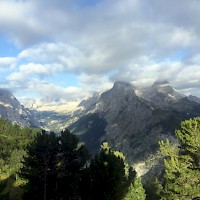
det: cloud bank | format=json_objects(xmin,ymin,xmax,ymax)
[{"xmin": 0, "ymin": 0, "xmax": 200, "ymax": 102}]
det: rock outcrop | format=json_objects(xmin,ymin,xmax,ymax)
[
  {"xmin": 69, "ymin": 81, "xmax": 200, "ymax": 164},
  {"xmin": 0, "ymin": 88, "xmax": 40, "ymax": 127}
]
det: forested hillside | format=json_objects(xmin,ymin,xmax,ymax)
[
  {"xmin": 0, "ymin": 118, "xmax": 40, "ymax": 199},
  {"xmin": 0, "ymin": 117, "xmax": 200, "ymax": 200}
]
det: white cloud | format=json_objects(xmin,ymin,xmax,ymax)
[
  {"xmin": 0, "ymin": 1, "xmax": 46, "ymax": 46},
  {"xmin": 78, "ymin": 73, "xmax": 113, "ymax": 93},
  {"xmin": 0, "ymin": 57, "xmax": 16, "ymax": 69},
  {"xmin": 1, "ymin": 0, "xmax": 200, "ymax": 100},
  {"xmin": 6, "ymin": 71, "xmax": 25, "ymax": 82},
  {"xmin": 28, "ymin": 80, "xmax": 90, "ymax": 101},
  {"xmin": 6, "ymin": 62, "xmax": 64, "ymax": 82}
]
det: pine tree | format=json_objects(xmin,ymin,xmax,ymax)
[
  {"xmin": 20, "ymin": 129, "xmax": 90, "ymax": 200},
  {"xmin": 57, "ymin": 129, "xmax": 90, "ymax": 200},
  {"xmin": 123, "ymin": 177, "xmax": 146, "ymax": 200},
  {"xmin": 20, "ymin": 131, "xmax": 58, "ymax": 200},
  {"xmin": 159, "ymin": 117, "xmax": 200, "ymax": 200},
  {"xmin": 81, "ymin": 142, "xmax": 136, "ymax": 200}
]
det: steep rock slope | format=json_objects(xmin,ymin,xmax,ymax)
[
  {"xmin": 0, "ymin": 89, "xmax": 40, "ymax": 127},
  {"xmin": 70, "ymin": 81, "xmax": 200, "ymax": 163},
  {"xmin": 140, "ymin": 81, "xmax": 185, "ymax": 108}
]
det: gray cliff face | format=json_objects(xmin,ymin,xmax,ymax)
[
  {"xmin": 141, "ymin": 81, "xmax": 200, "ymax": 113},
  {"xmin": 70, "ymin": 81, "xmax": 200, "ymax": 163},
  {"xmin": 140, "ymin": 81, "xmax": 186, "ymax": 109},
  {"xmin": 94, "ymin": 82, "xmax": 160, "ymax": 160},
  {"xmin": 96, "ymin": 82, "xmax": 154, "ymax": 141},
  {"xmin": 0, "ymin": 89, "xmax": 40, "ymax": 127},
  {"xmin": 188, "ymin": 95, "xmax": 200, "ymax": 104}
]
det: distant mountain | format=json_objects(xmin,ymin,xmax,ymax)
[
  {"xmin": 27, "ymin": 81, "xmax": 200, "ymax": 168},
  {"xmin": 188, "ymin": 95, "xmax": 200, "ymax": 104},
  {"xmin": 69, "ymin": 81, "xmax": 200, "ymax": 165},
  {"xmin": 0, "ymin": 88, "xmax": 40, "ymax": 127},
  {"xmin": 139, "ymin": 81, "xmax": 186, "ymax": 108},
  {"xmin": 2, "ymin": 82, "xmax": 199, "ymax": 177},
  {"xmin": 27, "ymin": 93, "xmax": 101, "ymax": 132},
  {"xmin": 78, "ymin": 92, "xmax": 100, "ymax": 112}
]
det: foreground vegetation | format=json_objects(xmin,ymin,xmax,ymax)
[
  {"xmin": 0, "ymin": 118, "xmax": 39, "ymax": 199},
  {"xmin": 0, "ymin": 117, "xmax": 200, "ymax": 199},
  {"xmin": 158, "ymin": 117, "xmax": 200, "ymax": 199}
]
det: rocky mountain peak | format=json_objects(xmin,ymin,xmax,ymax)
[
  {"xmin": 107, "ymin": 81, "xmax": 136, "ymax": 96},
  {"xmin": 100, "ymin": 81, "xmax": 136, "ymax": 102},
  {"xmin": 0, "ymin": 88, "xmax": 40, "ymax": 127},
  {"xmin": 0, "ymin": 88, "xmax": 13, "ymax": 97},
  {"xmin": 152, "ymin": 80, "xmax": 170, "ymax": 88},
  {"xmin": 151, "ymin": 80, "xmax": 176, "ymax": 94},
  {"xmin": 141, "ymin": 81, "xmax": 185, "ymax": 106},
  {"xmin": 188, "ymin": 95, "xmax": 200, "ymax": 104},
  {"xmin": 113, "ymin": 81, "xmax": 133, "ymax": 89},
  {"xmin": 27, "ymin": 80, "xmax": 200, "ymax": 170},
  {"xmin": 0, "ymin": 88, "xmax": 21, "ymax": 109}
]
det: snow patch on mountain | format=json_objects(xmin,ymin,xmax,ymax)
[{"xmin": 0, "ymin": 101, "xmax": 13, "ymax": 108}]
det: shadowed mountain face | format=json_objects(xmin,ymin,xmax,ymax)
[
  {"xmin": 0, "ymin": 89, "xmax": 40, "ymax": 128},
  {"xmin": 69, "ymin": 81, "xmax": 200, "ymax": 163},
  {"xmin": 2, "ymin": 82, "xmax": 199, "ymax": 165},
  {"xmin": 11, "ymin": 80, "xmax": 199, "ymax": 163}
]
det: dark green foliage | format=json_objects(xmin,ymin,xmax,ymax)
[
  {"xmin": 0, "ymin": 118, "xmax": 140, "ymax": 200},
  {"xmin": 57, "ymin": 130, "xmax": 90, "ymax": 199},
  {"xmin": 20, "ymin": 129, "xmax": 90, "ymax": 200},
  {"xmin": 20, "ymin": 131, "xmax": 57, "ymax": 200},
  {"xmin": 0, "ymin": 118, "xmax": 39, "ymax": 175},
  {"xmin": 159, "ymin": 117, "xmax": 200, "ymax": 200},
  {"xmin": 123, "ymin": 177, "xmax": 146, "ymax": 200},
  {"xmin": 81, "ymin": 142, "xmax": 136, "ymax": 200},
  {"xmin": 0, "ymin": 179, "xmax": 8, "ymax": 200},
  {"xmin": 0, "ymin": 175, "xmax": 23, "ymax": 200},
  {"xmin": 144, "ymin": 177, "xmax": 162, "ymax": 200},
  {"xmin": 0, "ymin": 118, "xmax": 39, "ymax": 199}
]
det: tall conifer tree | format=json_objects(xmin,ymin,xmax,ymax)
[
  {"xmin": 81, "ymin": 142, "xmax": 136, "ymax": 200},
  {"xmin": 20, "ymin": 129, "xmax": 89, "ymax": 200},
  {"xmin": 159, "ymin": 117, "xmax": 200, "ymax": 200}
]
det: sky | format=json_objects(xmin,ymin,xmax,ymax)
[{"xmin": 0, "ymin": 0, "xmax": 200, "ymax": 104}]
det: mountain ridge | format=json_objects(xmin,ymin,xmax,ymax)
[
  {"xmin": 1, "ymin": 81, "xmax": 200, "ymax": 176},
  {"xmin": 2, "ymin": 81, "xmax": 200, "ymax": 160},
  {"xmin": 68, "ymin": 81, "xmax": 200, "ymax": 164},
  {"xmin": 0, "ymin": 88, "xmax": 40, "ymax": 128}
]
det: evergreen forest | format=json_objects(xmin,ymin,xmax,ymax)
[{"xmin": 0, "ymin": 117, "xmax": 200, "ymax": 200}]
